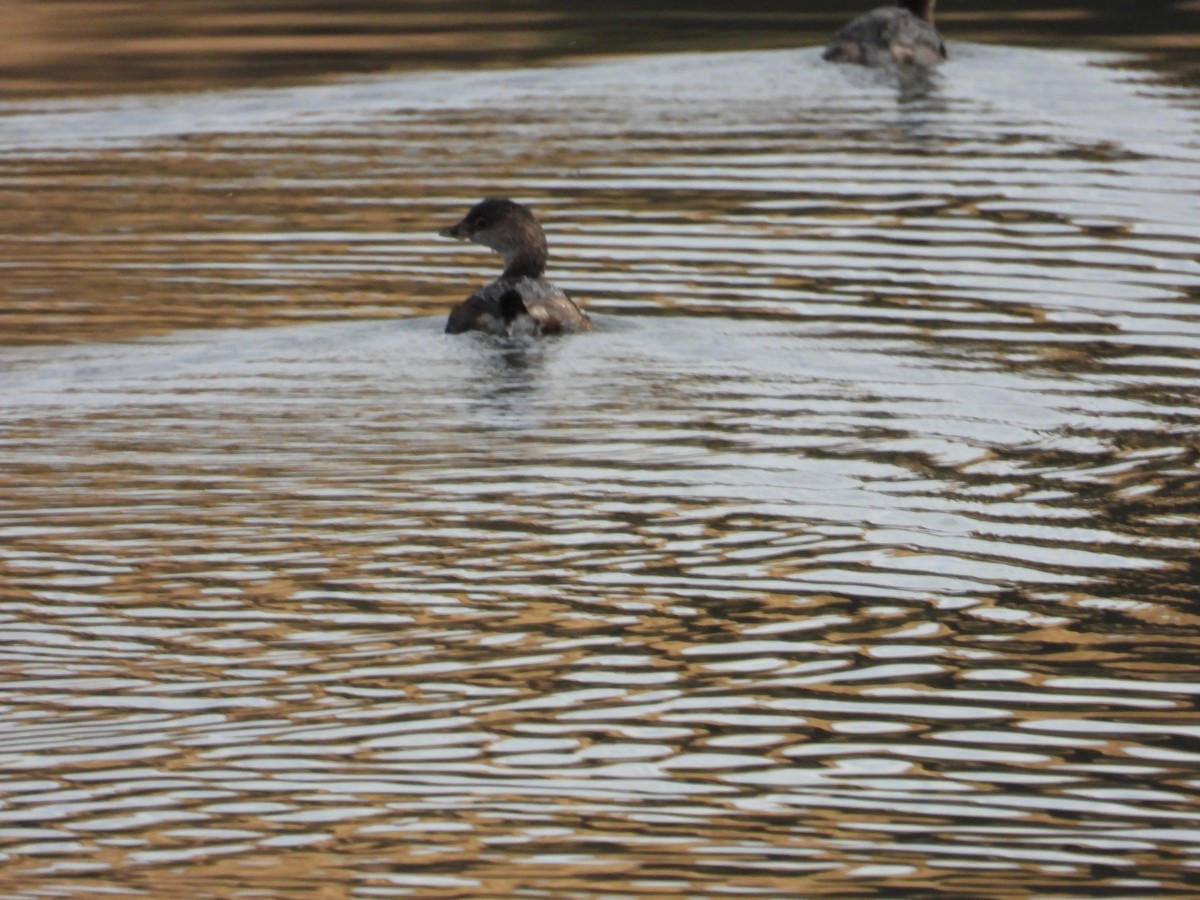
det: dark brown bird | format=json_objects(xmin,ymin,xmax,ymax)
[{"xmin": 438, "ymin": 199, "xmax": 592, "ymax": 336}]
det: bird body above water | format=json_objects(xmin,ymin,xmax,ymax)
[
  {"xmin": 438, "ymin": 198, "xmax": 592, "ymax": 337},
  {"xmin": 823, "ymin": 0, "xmax": 946, "ymax": 67}
]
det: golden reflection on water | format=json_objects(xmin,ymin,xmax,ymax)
[
  {"xmin": 2, "ymin": 0, "xmax": 1200, "ymax": 98},
  {"xmin": 2, "ymin": 20, "xmax": 1200, "ymax": 900}
]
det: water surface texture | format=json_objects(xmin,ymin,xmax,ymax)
[{"xmin": 2, "ymin": 43, "xmax": 1200, "ymax": 898}]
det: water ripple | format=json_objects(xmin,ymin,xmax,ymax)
[{"xmin": 1, "ymin": 40, "xmax": 1200, "ymax": 899}]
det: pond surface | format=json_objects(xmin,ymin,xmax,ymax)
[{"xmin": 2, "ymin": 28, "xmax": 1200, "ymax": 900}]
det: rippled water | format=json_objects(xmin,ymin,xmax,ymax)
[{"xmin": 2, "ymin": 42, "xmax": 1200, "ymax": 898}]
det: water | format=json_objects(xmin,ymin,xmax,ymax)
[{"xmin": 2, "ymin": 36, "xmax": 1200, "ymax": 899}]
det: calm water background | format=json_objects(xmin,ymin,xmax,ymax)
[{"xmin": 2, "ymin": 2, "xmax": 1200, "ymax": 898}]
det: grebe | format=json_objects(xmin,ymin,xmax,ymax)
[
  {"xmin": 823, "ymin": 0, "xmax": 946, "ymax": 67},
  {"xmin": 439, "ymin": 198, "xmax": 592, "ymax": 336}
]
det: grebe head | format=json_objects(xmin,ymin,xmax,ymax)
[
  {"xmin": 900, "ymin": 0, "xmax": 936, "ymax": 24},
  {"xmin": 439, "ymin": 198, "xmax": 549, "ymax": 279}
]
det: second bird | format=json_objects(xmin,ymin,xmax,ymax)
[{"xmin": 823, "ymin": 0, "xmax": 946, "ymax": 67}]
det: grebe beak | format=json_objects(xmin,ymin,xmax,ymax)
[{"xmin": 438, "ymin": 219, "xmax": 471, "ymax": 240}]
